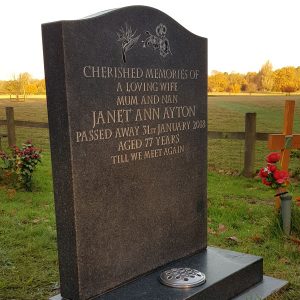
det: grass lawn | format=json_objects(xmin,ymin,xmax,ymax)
[
  {"xmin": 1, "ymin": 163, "xmax": 300, "ymax": 299},
  {"xmin": 0, "ymin": 95, "xmax": 300, "ymax": 299},
  {"xmin": 0, "ymin": 152, "xmax": 58, "ymax": 299}
]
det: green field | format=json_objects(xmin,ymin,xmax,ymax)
[
  {"xmin": 208, "ymin": 95, "xmax": 300, "ymax": 173},
  {"xmin": 0, "ymin": 95, "xmax": 300, "ymax": 299}
]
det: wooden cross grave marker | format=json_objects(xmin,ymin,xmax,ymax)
[{"xmin": 268, "ymin": 100, "xmax": 300, "ymax": 208}]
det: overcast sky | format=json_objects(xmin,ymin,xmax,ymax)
[{"xmin": 0, "ymin": 0, "xmax": 299, "ymax": 79}]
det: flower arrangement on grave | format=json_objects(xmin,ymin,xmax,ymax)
[
  {"xmin": 259, "ymin": 151, "xmax": 293, "ymax": 235},
  {"xmin": 259, "ymin": 152, "xmax": 289, "ymax": 194},
  {"xmin": 0, "ymin": 141, "xmax": 42, "ymax": 191}
]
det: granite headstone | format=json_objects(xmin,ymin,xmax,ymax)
[
  {"xmin": 43, "ymin": 5, "xmax": 207, "ymax": 300},
  {"xmin": 42, "ymin": 5, "xmax": 287, "ymax": 300}
]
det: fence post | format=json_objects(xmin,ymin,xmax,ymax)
[
  {"xmin": 242, "ymin": 112, "xmax": 256, "ymax": 177},
  {"xmin": 6, "ymin": 107, "xmax": 16, "ymax": 147}
]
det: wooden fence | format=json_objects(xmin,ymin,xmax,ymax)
[{"xmin": 0, "ymin": 107, "xmax": 272, "ymax": 177}]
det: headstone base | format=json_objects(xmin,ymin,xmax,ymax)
[{"xmin": 50, "ymin": 247, "xmax": 288, "ymax": 300}]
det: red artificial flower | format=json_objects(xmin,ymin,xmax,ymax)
[
  {"xmin": 266, "ymin": 152, "xmax": 281, "ymax": 163},
  {"xmin": 268, "ymin": 164, "xmax": 277, "ymax": 172},
  {"xmin": 259, "ymin": 167, "xmax": 269, "ymax": 178},
  {"xmin": 273, "ymin": 170, "xmax": 280, "ymax": 179},
  {"xmin": 273, "ymin": 170, "xmax": 289, "ymax": 184},
  {"xmin": 260, "ymin": 152, "xmax": 289, "ymax": 191}
]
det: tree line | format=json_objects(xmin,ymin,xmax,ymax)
[
  {"xmin": 0, "ymin": 73, "xmax": 45, "ymax": 99},
  {"xmin": 0, "ymin": 62, "xmax": 299, "ymax": 99},
  {"xmin": 209, "ymin": 61, "xmax": 300, "ymax": 93}
]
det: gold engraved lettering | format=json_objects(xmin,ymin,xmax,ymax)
[
  {"xmin": 157, "ymin": 121, "xmax": 190, "ymax": 135},
  {"xmin": 162, "ymin": 106, "xmax": 196, "ymax": 119},
  {"xmin": 117, "ymin": 139, "xmax": 143, "ymax": 151},
  {"xmin": 83, "ymin": 67, "xmax": 200, "ymax": 80},
  {"xmin": 116, "ymin": 95, "xmax": 138, "ymax": 106},
  {"xmin": 135, "ymin": 108, "xmax": 160, "ymax": 122},
  {"xmin": 140, "ymin": 95, "xmax": 160, "ymax": 105},
  {"xmin": 159, "ymin": 82, "xmax": 177, "ymax": 92},
  {"xmin": 111, "ymin": 154, "xmax": 129, "ymax": 164},
  {"xmin": 126, "ymin": 81, "xmax": 159, "ymax": 92},
  {"xmin": 130, "ymin": 151, "xmax": 143, "ymax": 161},
  {"xmin": 155, "ymin": 134, "xmax": 180, "ymax": 146},
  {"xmin": 116, "ymin": 82, "xmax": 123, "ymax": 92},
  {"xmin": 76, "ymin": 129, "xmax": 112, "ymax": 142},
  {"xmin": 163, "ymin": 145, "xmax": 185, "ymax": 155},
  {"xmin": 83, "ymin": 66, "xmax": 92, "ymax": 77},
  {"xmin": 92, "ymin": 109, "xmax": 131, "ymax": 127},
  {"xmin": 144, "ymin": 148, "xmax": 163, "ymax": 159},
  {"xmin": 115, "ymin": 126, "xmax": 139, "ymax": 138},
  {"xmin": 161, "ymin": 95, "xmax": 178, "ymax": 104}
]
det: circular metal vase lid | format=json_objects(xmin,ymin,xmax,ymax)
[{"xmin": 160, "ymin": 268, "xmax": 206, "ymax": 288}]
